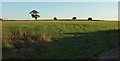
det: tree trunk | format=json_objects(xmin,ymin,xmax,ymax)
[{"xmin": 35, "ymin": 18, "xmax": 37, "ymax": 21}]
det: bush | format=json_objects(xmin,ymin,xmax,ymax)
[
  {"xmin": 53, "ymin": 17, "xmax": 57, "ymax": 20},
  {"xmin": 88, "ymin": 17, "xmax": 92, "ymax": 21},
  {"xmin": 72, "ymin": 17, "xmax": 77, "ymax": 20}
]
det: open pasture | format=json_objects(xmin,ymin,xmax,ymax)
[{"xmin": 2, "ymin": 20, "xmax": 119, "ymax": 59}]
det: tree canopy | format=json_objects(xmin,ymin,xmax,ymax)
[
  {"xmin": 88, "ymin": 17, "xmax": 92, "ymax": 21},
  {"xmin": 53, "ymin": 17, "xmax": 57, "ymax": 20},
  {"xmin": 72, "ymin": 17, "xmax": 77, "ymax": 20},
  {"xmin": 29, "ymin": 10, "xmax": 40, "ymax": 20}
]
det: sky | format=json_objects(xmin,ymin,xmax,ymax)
[
  {"xmin": 1, "ymin": 1, "xmax": 119, "ymax": 20},
  {"xmin": 1, "ymin": 0, "xmax": 120, "ymax": 2}
]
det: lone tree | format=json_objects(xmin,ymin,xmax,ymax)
[
  {"xmin": 88, "ymin": 17, "xmax": 92, "ymax": 21},
  {"xmin": 72, "ymin": 17, "xmax": 77, "ymax": 20},
  {"xmin": 29, "ymin": 10, "xmax": 40, "ymax": 20},
  {"xmin": 53, "ymin": 17, "xmax": 57, "ymax": 20}
]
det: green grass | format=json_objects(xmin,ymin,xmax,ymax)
[{"xmin": 2, "ymin": 20, "xmax": 119, "ymax": 59}]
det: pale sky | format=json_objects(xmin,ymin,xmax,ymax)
[
  {"xmin": 1, "ymin": 0, "xmax": 120, "ymax": 2},
  {"xmin": 0, "ymin": 0, "xmax": 119, "ymax": 20}
]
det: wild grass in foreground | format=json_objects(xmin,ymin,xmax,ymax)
[{"xmin": 2, "ymin": 21, "xmax": 119, "ymax": 59}]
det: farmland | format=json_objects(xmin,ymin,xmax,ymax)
[{"xmin": 2, "ymin": 20, "xmax": 119, "ymax": 60}]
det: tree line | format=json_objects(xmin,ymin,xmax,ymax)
[
  {"xmin": 30, "ymin": 10, "xmax": 93, "ymax": 21},
  {"xmin": 0, "ymin": 9, "xmax": 93, "ymax": 21}
]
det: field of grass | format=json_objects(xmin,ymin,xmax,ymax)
[{"xmin": 2, "ymin": 21, "xmax": 119, "ymax": 60}]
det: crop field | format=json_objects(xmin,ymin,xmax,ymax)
[{"xmin": 2, "ymin": 20, "xmax": 119, "ymax": 60}]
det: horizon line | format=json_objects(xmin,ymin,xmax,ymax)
[
  {"xmin": 1, "ymin": 18, "xmax": 118, "ymax": 20},
  {"xmin": 2, "ymin": 18, "xmax": 119, "ymax": 21}
]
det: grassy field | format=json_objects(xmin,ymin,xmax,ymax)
[{"xmin": 2, "ymin": 21, "xmax": 119, "ymax": 59}]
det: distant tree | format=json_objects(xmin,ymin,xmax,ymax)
[
  {"xmin": 72, "ymin": 17, "xmax": 77, "ymax": 20},
  {"xmin": 54, "ymin": 17, "xmax": 57, "ymax": 20},
  {"xmin": 88, "ymin": 17, "xmax": 92, "ymax": 21},
  {"xmin": 29, "ymin": 10, "xmax": 40, "ymax": 20},
  {"xmin": 0, "ymin": 18, "xmax": 3, "ymax": 20}
]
